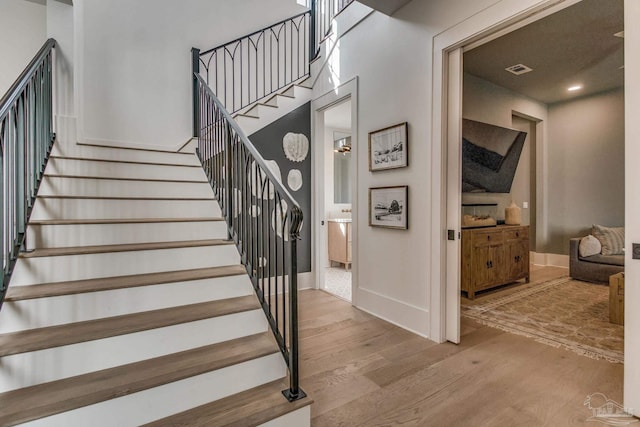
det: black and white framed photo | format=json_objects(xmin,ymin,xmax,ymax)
[
  {"xmin": 368, "ymin": 122, "xmax": 408, "ymax": 172},
  {"xmin": 369, "ymin": 186, "xmax": 408, "ymax": 229}
]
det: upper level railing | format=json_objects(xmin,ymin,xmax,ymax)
[
  {"xmin": 192, "ymin": 0, "xmax": 355, "ymax": 123},
  {"xmin": 193, "ymin": 73, "xmax": 306, "ymax": 402},
  {"xmin": 0, "ymin": 39, "xmax": 56, "ymax": 308},
  {"xmin": 311, "ymin": 0, "xmax": 355, "ymax": 56},
  {"xmin": 194, "ymin": 12, "xmax": 311, "ymax": 117}
]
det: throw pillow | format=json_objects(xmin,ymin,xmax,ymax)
[
  {"xmin": 579, "ymin": 235, "xmax": 602, "ymax": 257},
  {"xmin": 592, "ymin": 224, "xmax": 625, "ymax": 255}
]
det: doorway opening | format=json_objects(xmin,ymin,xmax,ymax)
[
  {"xmin": 442, "ymin": 0, "xmax": 625, "ymax": 348},
  {"xmin": 320, "ymin": 98, "xmax": 353, "ymax": 302}
]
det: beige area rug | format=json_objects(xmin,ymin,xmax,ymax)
[{"xmin": 462, "ymin": 277, "xmax": 624, "ymax": 363}]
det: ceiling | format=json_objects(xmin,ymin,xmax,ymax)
[
  {"xmin": 356, "ymin": 0, "xmax": 413, "ymax": 16},
  {"xmin": 463, "ymin": 0, "xmax": 624, "ymax": 104}
]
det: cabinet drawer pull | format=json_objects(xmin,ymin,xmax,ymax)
[
  {"xmin": 487, "ymin": 235, "xmax": 491, "ymax": 241},
  {"xmin": 515, "ymin": 232, "xmax": 520, "ymax": 237}
]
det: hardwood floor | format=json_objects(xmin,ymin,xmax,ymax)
[{"xmin": 300, "ymin": 266, "xmax": 624, "ymax": 427}]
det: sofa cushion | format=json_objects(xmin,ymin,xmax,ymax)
[
  {"xmin": 580, "ymin": 253, "xmax": 625, "ymax": 267},
  {"xmin": 579, "ymin": 235, "xmax": 601, "ymax": 257},
  {"xmin": 592, "ymin": 224, "xmax": 624, "ymax": 255}
]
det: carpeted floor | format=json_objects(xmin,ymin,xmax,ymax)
[{"xmin": 462, "ymin": 276, "xmax": 624, "ymax": 363}]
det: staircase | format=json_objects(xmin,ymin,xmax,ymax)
[
  {"xmin": 233, "ymin": 78, "xmax": 313, "ymax": 136},
  {"xmin": 0, "ymin": 141, "xmax": 311, "ymax": 426}
]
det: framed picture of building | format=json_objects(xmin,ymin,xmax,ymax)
[
  {"xmin": 369, "ymin": 185, "xmax": 408, "ymax": 229},
  {"xmin": 368, "ymin": 122, "xmax": 408, "ymax": 171}
]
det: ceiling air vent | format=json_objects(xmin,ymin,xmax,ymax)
[{"xmin": 505, "ymin": 64, "xmax": 533, "ymax": 76}]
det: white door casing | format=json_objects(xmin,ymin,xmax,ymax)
[{"xmin": 312, "ymin": 77, "xmax": 359, "ymax": 304}]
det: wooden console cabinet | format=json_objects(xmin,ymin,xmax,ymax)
[{"xmin": 461, "ymin": 225, "xmax": 530, "ymax": 299}]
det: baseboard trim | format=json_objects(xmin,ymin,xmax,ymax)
[
  {"xmin": 297, "ymin": 272, "xmax": 314, "ymax": 290},
  {"xmin": 531, "ymin": 252, "xmax": 570, "ymax": 268},
  {"xmin": 355, "ymin": 287, "xmax": 430, "ymax": 339}
]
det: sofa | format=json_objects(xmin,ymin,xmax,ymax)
[{"xmin": 569, "ymin": 237, "xmax": 624, "ymax": 283}]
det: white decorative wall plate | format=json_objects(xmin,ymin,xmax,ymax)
[
  {"xmin": 287, "ymin": 169, "xmax": 303, "ymax": 191},
  {"xmin": 283, "ymin": 132, "xmax": 309, "ymax": 162}
]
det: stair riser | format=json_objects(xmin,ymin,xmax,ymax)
[
  {"xmin": 235, "ymin": 85, "xmax": 312, "ymax": 135},
  {"xmin": 259, "ymin": 406, "xmax": 311, "ymax": 427},
  {"xmin": 45, "ymin": 158, "xmax": 207, "ymax": 181},
  {"xmin": 26, "ymin": 221, "xmax": 229, "ymax": 249},
  {"xmin": 23, "ymin": 353, "xmax": 285, "ymax": 427},
  {"xmin": 51, "ymin": 144, "xmax": 200, "ymax": 166},
  {"xmin": 0, "ymin": 274, "xmax": 253, "ymax": 333},
  {"xmin": 30, "ymin": 198, "xmax": 222, "ymax": 220},
  {"xmin": 0, "ymin": 309, "xmax": 267, "ymax": 393},
  {"xmin": 38, "ymin": 177, "xmax": 212, "ymax": 199},
  {"xmin": 11, "ymin": 245, "xmax": 240, "ymax": 286}
]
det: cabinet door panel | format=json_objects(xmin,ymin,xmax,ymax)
[
  {"xmin": 474, "ymin": 245, "xmax": 503, "ymax": 289},
  {"xmin": 507, "ymin": 240, "xmax": 529, "ymax": 280}
]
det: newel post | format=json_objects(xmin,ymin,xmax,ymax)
[
  {"xmin": 309, "ymin": 0, "xmax": 317, "ymax": 61},
  {"xmin": 191, "ymin": 48, "xmax": 201, "ymax": 138}
]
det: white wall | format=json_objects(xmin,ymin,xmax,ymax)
[
  {"xmin": 0, "ymin": 0, "xmax": 46, "ymax": 96},
  {"xmin": 313, "ymin": 0, "xmax": 500, "ymax": 337},
  {"xmin": 47, "ymin": 0, "xmax": 75, "ymax": 117},
  {"xmin": 79, "ymin": 0, "xmax": 307, "ymax": 149},
  {"xmin": 47, "ymin": 0, "xmax": 76, "ymax": 145},
  {"xmin": 462, "ymin": 72, "xmax": 547, "ymax": 232},
  {"xmin": 547, "ymin": 88, "xmax": 625, "ymax": 254}
]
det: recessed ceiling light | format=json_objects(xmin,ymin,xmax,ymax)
[
  {"xmin": 614, "ymin": 31, "xmax": 624, "ymax": 38},
  {"xmin": 568, "ymin": 85, "xmax": 583, "ymax": 92}
]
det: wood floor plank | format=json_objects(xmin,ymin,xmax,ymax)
[
  {"xmin": 142, "ymin": 379, "xmax": 312, "ymax": 427},
  {"xmin": 362, "ymin": 325, "xmax": 502, "ymax": 388},
  {"xmin": 19, "ymin": 239, "xmax": 233, "ymax": 258},
  {"xmin": 37, "ymin": 195, "xmax": 212, "ymax": 201},
  {"xmin": 0, "ymin": 295, "xmax": 259, "ymax": 357},
  {"xmin": 299, "ymin": 265, "xmax": 626, "ymax": 427},
  {"xmin": 0, "ymin": 332, "xmax": 278, "ymax": 426},
  {"xmin": 43, "ymin": 174, "xmax": 208, "ymax": 183},
  {"xmin": 29, "ymin": 217, "xmax": 224, "ymax": 225},
  {"xmin": 5, "ymin": 265, "xmax": 246, "ymax": 301}
]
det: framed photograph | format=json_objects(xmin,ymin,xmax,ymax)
[
  {"xmin": 369, "ymin": 186, "xmax": 408, "ymax": 229},
  {"xmin": 368, "ymin": 122, "xmax": 408, "ymax": 171}
]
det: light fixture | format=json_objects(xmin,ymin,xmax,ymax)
[
  {"xmin": 334, "ymin": 136, "xmax": 351, "ymax": 154},
  {"xmin": 567, "ymin": 85, "xmax": 583, "ymax": 92}
]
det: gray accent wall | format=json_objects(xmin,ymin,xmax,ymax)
[
  {"xmin": 546, "ymin": 88, "xmax": 625, "ymax": 254},
  {"xmin": 249, "ymin": 102, "xmax": 312, "ymax": 272}
]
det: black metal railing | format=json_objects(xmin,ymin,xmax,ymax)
[
  {"xmin": 194, "ymin": 73, "xmax": 306, "ymax": 402},
  {"xmin": 195, "ymin": 12, "xmax": 311, "ymax": 117},
  {"xmin": 311, "ymin": 0, "xmax": 355, "ymax": 57},
  {"xmin": 0, "ymin": 39, "xmax": 56, "ymax": 308}
]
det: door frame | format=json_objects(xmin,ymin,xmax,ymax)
[
  {"xmin": 431, "ymin": 0, "xmax": 639, "ymax": 416},
  {"xmin": 312, "ymin": 77, "xmax": 359, "ymax": 303},
  {"xmin": 430, "ymin": 0, "xmax": 584, "ymax": 342}
]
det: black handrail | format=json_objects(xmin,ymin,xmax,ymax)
[
  {"xmin": 0, "ymin": 38, "xmax": 56, "ymax": 308},
  {"xmin": 193, "ymin": 72, "xmax": 306, "ymax": 402},
  {"xmin": 196, "ymin": 12, "xmax": 311, "ymax": 116}
]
